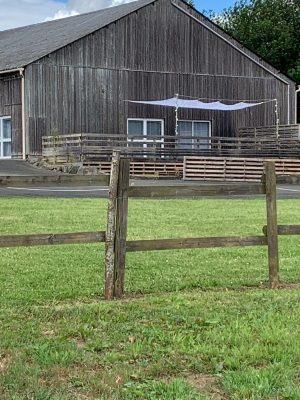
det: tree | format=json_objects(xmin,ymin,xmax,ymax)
[
  {"xmin": 185, "ymin": 0, "xmax": 195, "ymax": 7},
  {"xmin": 214, "ymin": 0, "xmax": 300, "ymax": 83}
]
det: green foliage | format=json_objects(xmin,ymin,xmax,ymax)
[
  {"xmin": 185, "ymin": 0, "xmax": 195, "ymax": 7},
  {"xmin": 50, "ymin": 128, "xmax": 61, "ymax": 148},
  {"xmin": 289, "ymin": 58, "xmax": 300, "ymax": 83},
  {"xmin": 215, "ymin": 0, "xmax": 300, "ymax": 82}
]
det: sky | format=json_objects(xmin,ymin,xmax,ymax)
[{"xmin": 0, "ymin": 0, "xmax": 235, "ymax": 31}]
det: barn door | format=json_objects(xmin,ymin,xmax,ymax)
[{"xmin": 0, "ymin": 117, "xmax": 12, "ymax": 159}]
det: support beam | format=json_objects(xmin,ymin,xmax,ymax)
[
  {"xmin": 264, "ymin": 161, "xmax": 279, "ymax": 288},
  {"xmin": 114, "ymin": 158, "xmax": 130, "ymax": 298},
  {"xmin": 105, "ymin": 151, "xmax": 120, "ymax": 300}
]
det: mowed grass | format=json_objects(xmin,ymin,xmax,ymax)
[{"xmin": 0, "ymin": 196, "xmax": 300, "ymax": 399}]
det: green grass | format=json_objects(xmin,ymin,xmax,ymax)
[{"xmin": 0, "ymin": 196, "xmax": 300, "ymax": 399}]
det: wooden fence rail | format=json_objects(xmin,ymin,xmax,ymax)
[
  {"xmin": 126, "ymin": 236, "xmax": 268, "ymax": 252},
  {"xmin": 0, "ymin": 232, "xmax": 105, "ymax": 247}
]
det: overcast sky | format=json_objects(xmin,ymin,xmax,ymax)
[{"xmin": 0, "ymin": 0, "xmax": 235, "ymax": 31}]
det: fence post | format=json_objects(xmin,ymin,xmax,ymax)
[
  {"xmin": 105, "ymin": 151, "xmax": 120, "ymax": 300},
  {"xmin": 264, "ymin": 161, "xmax": 279, "ymax": 289},
  {"xmin": 114, "ymin": 158, "xmax": 130, "ymax": 298}
]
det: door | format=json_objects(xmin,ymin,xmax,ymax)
[{"xmin": 0, "ymin": 117, "xmax": 12, "ymax": 159}]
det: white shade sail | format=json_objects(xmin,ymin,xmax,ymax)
[{"xmin": 127, "ymin": 97, "xmax": 264, "ymax": 111}]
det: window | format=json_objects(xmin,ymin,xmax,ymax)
[
  {"xmin": 178, "ymin": 120, "xmax": 211, "ymax": 150},
  {"xmin": 127, "ymin": 119, "xmax": 164, "ymax": 150},
  {"xmin": 0, "ymin": 117, "xmax": 12, "ymax": 159}
]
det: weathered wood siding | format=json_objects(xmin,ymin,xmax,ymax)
[
  {"xmin": 0, "ymin": 73, "xmax": 22, "ymax": 158},
  {"xmin": 24, "ymin": 0, "xmax": 295, "ymax": 155}
]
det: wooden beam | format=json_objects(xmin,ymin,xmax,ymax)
[
  {"xmin": 263, "ymin": 225, "xmax": 300, "ymax": 236},
  {"xmin": 128, "ymin": 183, "xmax": 265, "ymax": 198},
  {"xmin": 105, "ymin": 151, "xmax": 120, "ymax": 300},
  {"xmin": 126, "ymin": 235, "xmax": 267, "ymax": 252},
  {"xmin": 0, "ymin": 231, "xmax": 105, "ymax": 248},
  {"xmin": 0, "ymin": 174, "xmax": 110, "ymax": 187},
  {"xmin": 264, "ymin": 161, "xmax": 279, "ymax": 289},
  {"xmin": 114, "ymin": 158, "xmax": 130, "ymax": 298}
]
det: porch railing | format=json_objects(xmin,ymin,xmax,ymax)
[
  {"xmin": 42, "ymin": 129, "xmax": 300, "ymax": 163},
  {"xmin": 238, "ymin": 124, "xmax": 300, "ymax": 139}
]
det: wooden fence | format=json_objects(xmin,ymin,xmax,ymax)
[
  {"xmin": 238, "ymin": 124, "xmax": 300, "ymax": 140},
  {"xmin": 183, "ymin": 156, "xmax": 300, "ymax": 182},
  {"xmin": 1, "ymin": 154, "xmax": 300, "ymax": 299}
]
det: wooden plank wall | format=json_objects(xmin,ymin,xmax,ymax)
[
  {"xmin": 183, "ymin": 156, "xmax": 300, "ymax": 181},
  {"xmin": 24, "ymin": 0, "xmax": 295, "ymax": 155},
  {"xmin": 238, "ymin": 125, "xmax": 300, "ymax": 139},
  {"xmin": 0, "ymin": 74, "xmax": 22, "ymax": 158}
]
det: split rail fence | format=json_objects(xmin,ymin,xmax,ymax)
[{"xmin": 1, "ymin": 153, "xmax": 300, "ymax": 299}]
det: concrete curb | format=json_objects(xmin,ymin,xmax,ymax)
[
  {"xmin": 0, "ymin": 174, "xmax": 110, "ymax": 187},
  {"xmin": 277, "ymin": 175, "xmax": 300, "ymax": 185}
]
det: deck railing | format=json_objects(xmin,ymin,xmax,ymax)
[
  {"xmin": 238, "ymin": 124, "xmax": 300, "ymax": 139},
  {"xmin": 42, "ymin": 128, "xmax": 300, "ymax": 163}
]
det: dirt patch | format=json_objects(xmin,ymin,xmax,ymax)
[
  {"xmin": 186, "ymin": 373, "xmax": 228, "ymax": 400},
  {"xmin": 0, "ymin": 353, "xmax": 12, "ymax": 373},
  {"xmin": 72, "ymin": 336, "xmax": 86, "ymax": 349},
  {"xmin": 42, "ymin": 329, "xmax": 56, "ymax": 337},
  {"xmin": 278, "ymin": 283, "xmax": 300, "ymax": 290}
]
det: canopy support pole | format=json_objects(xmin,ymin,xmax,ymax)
[
  {"xmin": 175, "ymin": 93, "xmax": 179, "ymax": 135},
  {"xmin": 274, "ymin": 99, "xmax": 279, "ymax": 139}
]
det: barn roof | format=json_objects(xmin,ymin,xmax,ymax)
[{"xmin": 0, "ymin": 0, "xmax": 155, "ymax": 71}]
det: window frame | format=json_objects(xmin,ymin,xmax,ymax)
[
  {"xmin": 127, "ymin": 118, "xmax": 165, "ymax": 149},
  {"xmin": 177, "ymin": 119, "xmax": 212, "ymax": 150},
  {"xmin": 0, "ymin": 116, "xmax": 12, "ymax": 159}
]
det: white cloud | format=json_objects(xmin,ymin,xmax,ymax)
[
  {"xmin": 0, "ymin": 0, "xmax": 63, "ymax": 30},
  {"xmin": 0, "ymin": 0, "xmax": 136, "ymax": 31},
  {"xmin": 64, "ymin": 0, "xmax": 134, "ymax": 14},
  {"xmin": 44, "ymin": 9, "xmax": 79, "ymax": 22}
]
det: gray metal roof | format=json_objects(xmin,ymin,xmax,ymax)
[{"xmin": 0, "ymin": 0, "xmax": 155, "ymax": 71}]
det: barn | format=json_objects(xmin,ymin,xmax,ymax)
[{"xmin": 0, "ymin": 0, "xmax": 297, "ymax": 163}]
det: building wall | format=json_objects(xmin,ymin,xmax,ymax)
[
  {"xmin": 0, "ymin": 73, "xmax": 22, "ymax": 158},
  {"xmin": 24, "ymin": 0, "xmax": 295, "ymax": 154}
]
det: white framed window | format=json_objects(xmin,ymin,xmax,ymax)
[
  {"xmin": 178, "ymin": 120, "xmax": 211, "ymax": 150},
  {"xmin": 0, "ymin": 117, "xmax": 12, "ymax": 159},
  {"xmin": 127, "ymin": 118, "xmax": 164, "ymax": 150}
]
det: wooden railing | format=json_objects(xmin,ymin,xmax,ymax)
[
  {"xmin": 42, "ymin": 129, "xmax": 300, "ymax": 163},
  {"xmin": 183, "ymin": 156, "xmax": 300, "ymax": 182},
  {"xmin": 238, "ymin": 124, "xmax": 300, "ymax": 139}
]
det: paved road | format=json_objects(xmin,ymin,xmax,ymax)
[
  {"xmin": 0, "ymin": 160, "xmax": 61, "ymax": 176},
  {"xmin": 0, "ymin": 182, "xmax": 300, "ymax": 199}
]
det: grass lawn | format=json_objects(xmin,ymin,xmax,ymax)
[{"xmin": 0, "ymin": 196, "xmax": 300, "ymax": 399}]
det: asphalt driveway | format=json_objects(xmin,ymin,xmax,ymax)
[{"xmin": 0, "ymin": 160, "xmax": 60, "ymax": 176}]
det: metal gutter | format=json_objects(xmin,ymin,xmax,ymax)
[
  {"xmin": 296, "ymin": 85, "xmax": 300, "ymax": 125},
  {"xmin": 19, "ymin": 69, "xmax": 26, "ymax": 160},
  {"xmin": 0, "ymin": 68, "xmax": 23, "ymax": 75}
]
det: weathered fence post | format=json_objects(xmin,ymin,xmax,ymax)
[
  {"xmin": 114, "ymin": 158, "xmax": 130, "ymax": 298},
  {"xmin": 105, "ymin": 151, "xmax": 120, "ymax": 300},
  {"xmin": 264, "ymin": 161, "xmax": 279, "ymax": 289}
]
